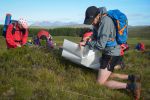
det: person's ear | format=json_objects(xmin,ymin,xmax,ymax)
[{"xmin": 97, "ymin": 14, "xmax": 101, "ymax": 20}]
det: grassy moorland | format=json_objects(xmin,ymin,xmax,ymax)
[{"xmin": 0, "ymin": 35, "xmax": 150, "ymax": 100}]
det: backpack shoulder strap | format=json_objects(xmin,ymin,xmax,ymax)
[{"xmin": 11, "ymin": 23, "xmax": 16, "ymax": 35}]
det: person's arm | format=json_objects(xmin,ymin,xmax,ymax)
[
  {"xmin": 22, "ymin": 29, "xmax": 28, "ymax": 45},
  {"xmin": 86, "ymin": 18, "xmax": 111, "ymax": 50},
  {"xmin": 6, "ymin": 24, "xmax": 17, "ymax": 48}
]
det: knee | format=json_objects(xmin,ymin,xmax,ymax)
[{"xmin": 97, "ymin": 79, "xmax": 106, "ymax": 85}]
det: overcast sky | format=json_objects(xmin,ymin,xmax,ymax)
[{"xmin": 0, "ymin": 0, "xmax": 150, "ymax": 26}]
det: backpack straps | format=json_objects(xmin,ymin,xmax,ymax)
[
  {"xmin": 117, "ymin": 20, "xmax": 127, "ymax": 35},
  {"xmin": 12, "ymin": 27, "xmax": 16, "ymax": 34},
  {"xmin": 11, "ymin": 22, "xmax": 17, "ymax": 34},
  {"xmin": 11, "ymin": 22, "xmax": 25, "ymax": 35}
]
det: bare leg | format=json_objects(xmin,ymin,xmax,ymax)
[
  {"xmin": 104, "ymin": 80, "xmax": 127, "ymax": 89},
  {"xmin": 97, "ymin": 68, "xmax": 127, "ymax": 89},
  {"xmin": 110, "ymin": 73, "xmax": 128, "ymax": 80},
  {"xmin": 97, "ymin": 68, "xmax": 112, "ymax": 85}
]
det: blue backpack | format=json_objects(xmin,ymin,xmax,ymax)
[
  {"xmin": 2, "ymin": 14, "xmax": 19, "ymax": 38},
  {"xmin": 107, "ymin": 9, "xmax": 128, "ymax": 46}
]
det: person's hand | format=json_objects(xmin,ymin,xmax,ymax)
[
  {"xmin": 79, "ymin": 41, "xmax": 86, "ymax": 48},
  {"xmin": 88, "ymin": 38, "xmax": 92, "ymax": 42},
  {"xmin": 83, "ymin": 37, "xmax": 92, "ymax": 42},
  {"xmin": 17, "ymin": 44, "xmax": 21, "ymax": 47}
]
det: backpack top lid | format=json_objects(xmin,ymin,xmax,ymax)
[
  {"xmin": 107, "ymin": 9, "xmax": 128, "ymax": 22},
  {"xmin": 107, "ymin": 9, "xmax": 128, "ymax": 32},
  {"xmin": 11, "ymin": 20, "xmax": 18, "ymax": 24}
]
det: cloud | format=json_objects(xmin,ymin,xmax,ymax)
[
  {"xmin": 128, "ymin": 13, "xmax": 150, "ymax": 19},
  {"xmin": 127, "ymin": 13, "xmax": 150, "ymax": 25}
]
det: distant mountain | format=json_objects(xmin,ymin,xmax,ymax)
[
  {"xmin": 30, "ymin": 21, "xmax": 79, "ymax": 27},
  {"xmin": 30, "ymin": 21, "xmax": 91, "ymax": 29},
  {"xmin": 30, "ymin": 21, "xmax": 150, "ymax": 29}
]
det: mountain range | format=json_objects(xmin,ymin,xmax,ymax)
[
  {"xmin": 30, "ymin": 21, "xmax": 79, "ymax": 27},
  {"xmin": 30, "ymin": 21, "xmax": 91, "ymax": 28},
  {"xmin": 30, "ymin": 21, "xmax": 149, "ymax": 29}
]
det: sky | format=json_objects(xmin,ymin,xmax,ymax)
[{"xmin": 0, "ymin": 0, "xmax": 150, "ymax": 26}]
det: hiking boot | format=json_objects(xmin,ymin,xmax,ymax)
[
  {"xmin": 128, "ymin": 74, "xmax": 141, "ymax": 83},
  {"xmin": 133, "ymin": 82, "xmax": 141, "ymax": 100},
  {"xmin": 127, "ymin": 82, "xmax": 141, "ymax": 100}
]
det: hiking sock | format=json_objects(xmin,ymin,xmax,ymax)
[
  {"xmin": 128, "ymin": 74, "xmax": 135, "ymax": 82},
  {"xmin": 126, "ymin": 83, "xmax": 135, "ymax": 91},
  {"xmin": 128, "ymin": 74, "xmax": 141, "ymax": 82}
]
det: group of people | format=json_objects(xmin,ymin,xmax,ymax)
[
  {"xmin": 5, "ymin": 19, "xmax": 54, "ymax": 49},
  {"xmin": 80, "ymin": 6, "xmax": 141, "ymax": 100},
  {"xmin": 4, "ymin": 6, "xmax": 141, "ymax": 100}
]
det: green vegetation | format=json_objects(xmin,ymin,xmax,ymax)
[
  {"xmin": 1, "ymin": 24, "xmax": 150, "ymax": 39},
  {"xmin": 0, "ymin": 34, "xmax": 150, "ymax": 99},
  {"xmin": 0, "ymin": 25, "xmax": 150, "ymax": 99},
  {"xmin": 0, "ymin": 25, "xmax": 3, "ymax": 36},
  {"xmin": 29, "ymin": 27, "xmax": 85, "ymax": 37},
  {"xmin": 0, "ymin": 25, "xmax": 89, "ymax": 37},
  {"xmin": 128, "ymin": 26, "xmax": 150, "ymax": 39}
]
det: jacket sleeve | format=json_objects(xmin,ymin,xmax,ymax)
[
  {"xmin": 86, "ymin": 18, "xmax": 111, "ymax": 50},
  {"xmin": 22, "ymin": 29, "xmax": 28, "ymax": 45},
  {"xmin": 6, "ymin": 24, "xmax": 17, "ymax": 48}
]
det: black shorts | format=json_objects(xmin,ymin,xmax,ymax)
[{"xmin": 100, "ymin": 54, "xmax": 123, "ymax": 72}]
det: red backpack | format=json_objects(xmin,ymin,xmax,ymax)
[{"xmin": 140, "ymin": 43, "xmax": 145, "ymax": 51}]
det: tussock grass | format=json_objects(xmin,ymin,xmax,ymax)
[{"xmin": 0, "ymin": 36, "xmax": 150, "ymax": 100}]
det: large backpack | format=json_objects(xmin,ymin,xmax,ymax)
[
  {"xmin": 3, "ymin": 20, "xmax": 23, "ymax": 38},
  {"xmin": 107, "ymin": 9, "xmax": 128, "ymax": 45},
  {"xmin": 33, "ymin": 30, "xmax": 54, "ymax": 48},
  {"xmin": 2, "ymin": 14, "xmax": 19, "ymax": 37},
  {"xmin": 2, "ymin": 14, "xmax": 12, "ymax": 37}
]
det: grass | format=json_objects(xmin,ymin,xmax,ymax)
[
  {"xmin": 53, "ymin": 36, "xmax": 81, "ymax": 46},
  {"xmin": 0, "ymin": 36, "xmax": 150, "ymax": 100}
]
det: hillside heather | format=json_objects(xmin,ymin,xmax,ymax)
[{"xmin": 0, "ymin": 35, "xmax": 150, "ymax": 99}]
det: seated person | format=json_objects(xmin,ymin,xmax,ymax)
[
  {"xmin": 6, "ymin": 18, "xmax": 28, "ymax": 48},
  {"xmin": 33, "ymin": 30, "xmax": 54, "ymax": 48}
]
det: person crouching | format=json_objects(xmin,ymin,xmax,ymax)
[{"xmin": 6, "ymin": 18, "xmax": 28, "ymax": 49}]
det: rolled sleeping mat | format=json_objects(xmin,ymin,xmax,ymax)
[
  {"xmin": 5, "ymin": 13, "xmax": 12, "ymax": 25},
  {"xmin": 3, "ymin": 14, "xmax": 12, "ymax": 37}
]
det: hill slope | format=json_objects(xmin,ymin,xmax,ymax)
[
  {"xmin": 1, "ymin": 25, "xmax": 150, "ymax": 39},
  {"xmin": 0, "ymin": 36, "xmax": 150, "ymax": 99},
  {"xmin": 128, "ymin": 26, "xmax": 150, "ymax": 39}
]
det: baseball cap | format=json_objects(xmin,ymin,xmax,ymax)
[{"xmin": 84, "ymin": 6, "xmax": 99, "ymax": 25}]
